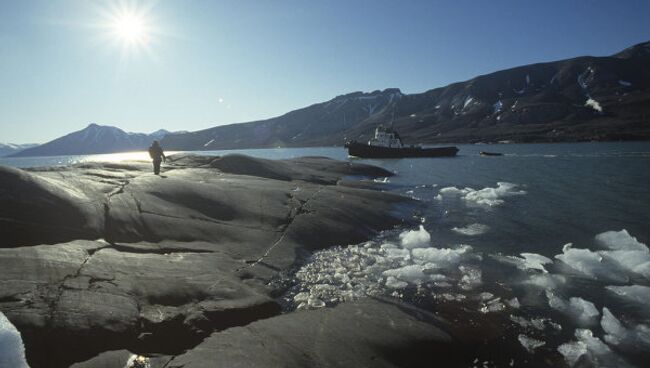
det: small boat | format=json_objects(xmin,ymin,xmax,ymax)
[
  {"xmin": 345, "ymin": 125, "xmax": 459, "ymax": 158},
  {"xmin": 480, "ymin": 151, "xmax": 503, "ymax": 156}
]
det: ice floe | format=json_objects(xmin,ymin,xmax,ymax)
[
  {"xmin": 546, "ymin": 293, "xmax": 599, "ymax": 327},
  {"xmin": 452, "ymin": 223, "xmax": 490, "ymax": 236},
  {"xmin": 518, "ymin": 334, "xmax": 545, "ymax": 353},
  {"xmin": 285, "ymin": 225, "xmax": 650, "ymax": 366},
  {"xmin": 601, "ymin": 307, "xmax": 650, "ymax": 348},
  {"xmin": 522, "ymin": 273, "xmax": 566, "ymax": 290},
  {"xmin": 556, "ymin": 231, "xmax": 650, "ymax": 282},
  {"xmin": 399, "ymin": 225, "xmax": 431, "ymax": 249},
  {"xmin": 0, "ymin": 311, "xmax": 29, "ymax": 368},
  {"xmin": 510, "ymin": 315, "xmax": 561, "ymax": 332},
  {"xmin": 494, "ymin": 252, "xmax": 552, "ymax": 273},
  {"xmin": 595, "ymin": 229, "xmax": 647, "ymax": 251},
  {"xmin": 287, "ymin": 226, "xmax": 480, "ymax": 309},
  {"xmin": 606, "ymin": 285, "xmax": 650, "ymax": 307},
  {"xmin": 437, "ymin": 182, "xmax": 526, "ymax": 207},
  {"xmin": 558, "ymin": 329, "xmax": 630, "ymax": 367},
  {"xmin": 585, "ymin": 98, "xmax": 603, "ymax": 113}
]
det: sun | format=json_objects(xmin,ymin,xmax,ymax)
[
  {"xmin": 95, "ymin": 1, "xmax": 160, "ymax": 60},
  {"xmin": 110, "ymin": 10, "xmax": 150, "ymax": 46},
  {"xmin": 112, "ymin": 12, "xmax": 148, "ymax": 44}
]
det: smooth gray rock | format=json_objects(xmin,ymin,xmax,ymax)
[
  {"xmin": 0, "ymin": 154, "xmax": 417, "ymax": 367},
  {"xmin": 166, "ymin": 298, "xmax": 459, "ymax": 368}
]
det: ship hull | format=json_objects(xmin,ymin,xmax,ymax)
[{"xmin": 345, "ymin": 142, "xmax": 459, "ymax": 158}]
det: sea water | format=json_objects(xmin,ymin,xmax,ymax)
[{"xmin": 2, "ymin": 142, "xmax": 650, "ymax": 367}]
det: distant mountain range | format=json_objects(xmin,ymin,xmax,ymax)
[
  {"xmin": 10, "ymin": 124, "xmax": 170, "ymax": 157},
  {"xmin": 162, "ymin": 40, "xmax": 650, "ymax": 150},
  {"xmin": 9, "ymin": 40, "xmax": 650, "ymax": 157},
  {"xmin": 0, "ymin": 143, "xmax": 39, "ymax": 157}
]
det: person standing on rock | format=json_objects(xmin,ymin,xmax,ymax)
[{"xmin": 148, "ymin": 140, "xmax": 166, "ymax": 175}]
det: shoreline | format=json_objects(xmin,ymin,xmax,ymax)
[{"xmin": 0, "ymin": 154, "xmax": 448, "ymax": 368}]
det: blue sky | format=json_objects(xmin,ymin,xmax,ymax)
[{"xmin": 1, "ymin": 0, "xmax": 648, "ymax": 143}]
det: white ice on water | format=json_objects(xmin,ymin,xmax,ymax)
[
  {"xmin": 585, "ymin": 98, "xmax": 603, "ymax": 112},
  {"xmin": 556, "ymin": 230, "xmax": 650, "ymax": 282},
  {"xmin": 452, "ymin": 223, "xmax": 490, "ymax": 236},
  {"xmin": 287, "ymin": 223, "xmax": 650, "ymax": 366},
  {"xmin": 518, "ymin": 334, "xmax": 545, "ymax": 353},
  {"xmin": 289, "ymin": 225, "xmax": 479, "ymax": 310},
  {"xmin": 546, "ymin": 292, "xmax": 600, "ymax": 327},
  {"xmin": 399, "ymin": 225, "xmax": 430, "ymax": 249},
  {"xmin": 437, "ymin": 182, "xmax": 526, "ymax": 207},
  {"xmin": 0, "ymin": 311, "xmax": 29, "ymax": 368},
  {"xmin": 494, "ymin": 252, "xmax": 552, "ymax": 273},
  {"xmin": 606, "ymin": 285, "xmax": 650, "ymax": 308},
  {"xmin": 558, "ymin": 329, "xmax": 631, "ymax": 367},
  {"xmin": 600, "ymin": 307, "xmax": 650, "ymax": 348},
  {"xmin": 595, "ymin": 229, "xmax": 647, "ymax": 251}
]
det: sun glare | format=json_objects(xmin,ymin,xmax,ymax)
[
  {"xmin": 112, "ymin": 12, "xmax": 147, "ymax": 44},
  {"xmin": 111, "ymin": 10, "xmax": 149, "ymax": 45},
  {"xmin": 96, "ymin": 2, "xmax": 160, "ymax": 61}
]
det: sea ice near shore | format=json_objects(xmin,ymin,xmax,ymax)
[{"xmin": 0, "ymin": 311, "xmax": 29, "ymax": 368}]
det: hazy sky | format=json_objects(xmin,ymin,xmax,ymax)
[{"xmin": 1, "ymin": 0, "xmax": 649, "ymax": 143}]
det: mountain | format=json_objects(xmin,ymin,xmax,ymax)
[
  {"xmin": 0, "ymin": 143, "xmax": 39, "ymax": 157},
  {"xmin": 162, "ymin": 40, "xmax": 650, "ymax": 150},
  {"xmin": 11, "ymin": 124, "xmax": 171, "ymax": 157}
]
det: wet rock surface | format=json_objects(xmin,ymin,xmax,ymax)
[{"xmin": 0, "ymin": 154, "xmax": 454, "ymax": 368}]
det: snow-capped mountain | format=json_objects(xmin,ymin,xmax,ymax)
[
  {"xmin": 0, "ymin": 143, "xmax": 39, "ymax": 157},
  {"xmin": 10, "ymin": 124, "xmax": 171, "ymax": 157},
  {"xmin": 162, "ymin": 40, "xmax": 650, "ymax": 149}
]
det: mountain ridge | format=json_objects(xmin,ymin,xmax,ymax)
[
  {"xmin": 162, "ymin": 40, "xmax": 650, "ymax": 150},
  {"xmin": 10, "ymin": 40, "xmax": 650, "ymax": 157},
  {"xmin": 10, "ymin": 124, "xmax": 171, "ymax": 157}
]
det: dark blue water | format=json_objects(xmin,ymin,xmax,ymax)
[{"xmin": 3, "ymin": 142, "xmax": 650, "ymax": 367}]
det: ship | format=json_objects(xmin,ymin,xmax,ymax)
[{"xmin": 345, "ymin": 125, "xmax": 459, "ymax": 158}]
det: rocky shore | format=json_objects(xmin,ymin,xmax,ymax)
[{"xmin": 0, "ymin": 154, "xmax": 461, "ymax": 368}]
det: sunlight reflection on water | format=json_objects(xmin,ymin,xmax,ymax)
[{"xmin": 77, "ymin": 151, "xmax": 182, "ymax": 163}]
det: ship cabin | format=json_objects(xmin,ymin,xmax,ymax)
[{"xmin": 368, "ymin": 125, "xmax": 403, "ymax": 148}]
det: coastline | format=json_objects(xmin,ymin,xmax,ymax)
[{"xmin": 0, "ymin": 153, "xmax": 451, "ymax": 368}]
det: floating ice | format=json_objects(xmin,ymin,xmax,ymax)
[
  {"xmin": 510, "ymin": 315, "xmax": 561, "ymax": 331},
  {"xmin": 518, "ymin": 334, "xmax": 545, "ymax": 353},
  {"xmin": 585, "ymin": 98, "xmax": 603, "ymax": 113},
  {"xmin": 412, "ymin": 244, "xmax": 472, "ymax": 268},
  {"xmin": 383, "ymin": 265, "xmax": 428, "ymax": 285},
  {"xmin": 495, "ymin": 253, "xmax": 552, "ymax": 273},
  {"xmin": 437, "ymin": 182, "xmax": 526, "ymax": 207},
  {"xmin": 286, "ymin": 225, "xmax": 480, "ymax": 309},
  {"xmin": 0, "ymin": 312, "xmax": 29, "ymax": 368},
  {"xmin": 601, "ymin": 307, "xmax": 650, "ymax": 348},
  {"xmin": 523, "ymin": 273, "xmax": 566, "ymax": 290},
  {"xmin": 604, "ymin": 250, "xmax": 650, "ymax": 280},
  {"xmin": 385, "ymin": 276, "xmax": 409, "ymax": 289},
  {"xmin": 459, "ymin": 265, "xmax": 482, "ymax": 290},
  {"xmin": 480, "ymin": 297, "xmax": 506, "ymax": 313},
  {"xmin": 557, "ymin": 233, "xmax": 650, "ymax": 282},
  {"xmin": 452, "ymin": 223, "xmax": 490, "ymax": 236},
  {"xmin": 595, "ymin": 230, "xmax": 647, "ymax": 251},
  {"xmin": 606, "ymin": 285, "xmax": 650, "ymax": 307},
  {"xmin": 618, "ymin": 80, "xmax": 632, "ymax": 87},
  {"xmin": 558, "ymin": 329, "xmax": 630, "ymax": 367},
  {"xmin": 555, "ymin": 243, "xmax": 629, "ymax": 283},
  {"xmin": 399, "ymin": 225, "xmax": 431, "ymax": 249},
  {"xmin": 546, "ymin": 292, "xmax": 599, "ymax": 327}
]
